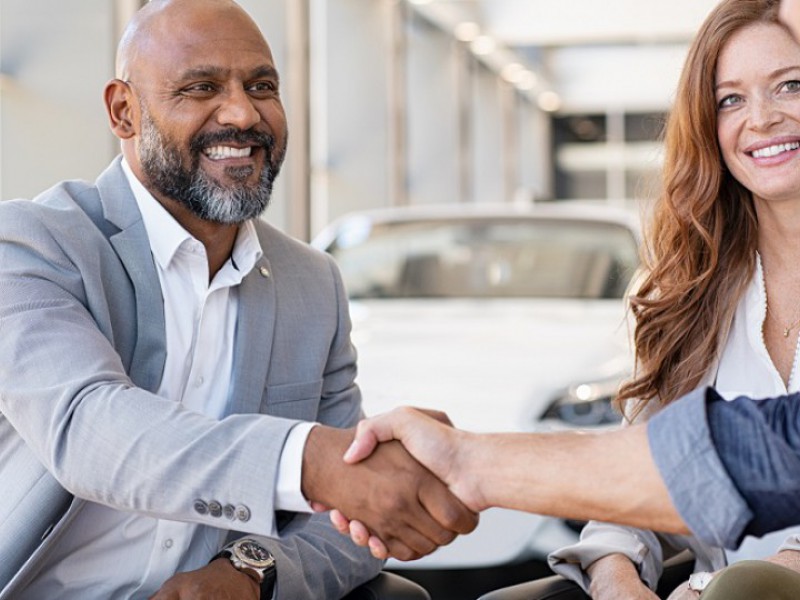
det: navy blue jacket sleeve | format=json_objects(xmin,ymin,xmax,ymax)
[
  {"xmin": 648, "ymin": 387, "xmax": 800, "ymax": 549},
  {"xmin": 706, "ymin": 390, "xmax": 800, "ymax": 539}
]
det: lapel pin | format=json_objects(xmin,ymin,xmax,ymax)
[{"xmin": 259, "ymin": 266, "xmax": 270, "ymax": 278}]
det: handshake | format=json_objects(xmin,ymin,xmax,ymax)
[
  {"xmin": 302, "ymin": 406, "xmax": 692, "ymax": 561},
  {"xmin": 301, "ymin": 408, "xmax": 483, "ymax": 561}
]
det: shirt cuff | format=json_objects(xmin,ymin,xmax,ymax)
[
  {"xmin": 548, "ymin": 522, "xmax": 657, "ymax": 592},
  {"xmin": 647, "ymin": 387, "xmax": 751, "ymax": 549},
  {"xmin": 274, "ymin": 421, "xmax": 317, "ymax": 513}
]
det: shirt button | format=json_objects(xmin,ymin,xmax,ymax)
[
  {"xmin": 195, "ymin": 376, "xmax": 205, "ymax": 387},
  {"xmin": 208, "ymin": 500, "xmax": 223, "ymax": 518},
  {"xmin": 193, "ymin": 499, "xmax": 209, "ymax": 515},
  {"xmin": 235, "ymin": 505, "xmax": 251, "ymax": 522},
  {"xmin": 163, "ymin": 539, "xmax": 174, "ymax": 549},
  {"xmin": 223, "ymin": 504, "xmax": 236, "ymax": 520}
]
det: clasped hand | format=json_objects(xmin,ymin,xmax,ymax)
[{"xmin": 315, "ymin": 408, "xmax": 483, "ymax": 560}]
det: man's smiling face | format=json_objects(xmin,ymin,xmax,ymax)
[{"xmin": 123, "ymin": 0, "xmax": 288, "ymax": 224}]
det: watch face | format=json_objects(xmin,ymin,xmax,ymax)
[
  {"xmin": 688, "ymin": 571, "xmax": 714, "ymax": 591},
  {"xmin": 235, "ymin": 539, "xmax": 275, "ymax": 568}
]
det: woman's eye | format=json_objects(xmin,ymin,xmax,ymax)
[
  {"xmin": 783, "ymin": 79, "xmax": 800, "ymax": 92},
  {"xmin": 718, "ymin": 94, "xmax": 741, "ymax": 109}
]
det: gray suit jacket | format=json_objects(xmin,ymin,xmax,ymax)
[{"xmin": 0, "ymin": 158, "xmax": 382, "ymax": 598}]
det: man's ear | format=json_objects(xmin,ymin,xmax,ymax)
[{"xmin": 104, "ymin": 79, "xmax": 137, "ymax": 140}]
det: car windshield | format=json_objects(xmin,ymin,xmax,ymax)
[{"xmin": 326, "ymin": 216, "xmax": 639, "ymax": 299}]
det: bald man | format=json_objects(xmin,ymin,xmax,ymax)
[{"xmin": 0, "ymin": 1, "xmax": 475, "ymax": 598}]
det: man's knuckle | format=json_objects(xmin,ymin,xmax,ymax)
[{"xmin": 432, "ymin": 528, "xmax": 456, "ymax": 546}]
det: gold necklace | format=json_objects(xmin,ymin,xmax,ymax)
[
  {"xmin": 783, "ymin": 318, "xmax": 800, "ymax": 338},
  {"xmin": 762, "ymin": 264, "xmax": 800, "ymax": 339},
  {"xmin": 765, "ymin": 301, "xmax": 800, "ymax": 338}
]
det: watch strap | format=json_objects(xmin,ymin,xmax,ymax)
[
  {"xmin": 260, "ymin": 564, "xmax": 277, "ymax": 598},
  {"xmin": 211, "ymin": 544, "xmax": 277, "ymax": 599}
]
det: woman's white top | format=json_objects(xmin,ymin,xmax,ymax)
[{"xmin": 549, "ymin": 256, "xmax": 800, "ymax": 591}]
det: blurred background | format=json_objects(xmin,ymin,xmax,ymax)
[
  {"xmin": 0, "ymin": 1, "xmax": 721, "ymax": 597},
  {"xmin": 1, "ymin": 0, "xmax": 720, "ymax": 236}
]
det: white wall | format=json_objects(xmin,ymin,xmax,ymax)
[{"xmin": 0, "ymin": 0, "xmax": 117, "ymax": 201}]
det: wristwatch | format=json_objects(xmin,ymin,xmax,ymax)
[
  {"xmin": 215, "ymin": 538, "xmax": 277, "ymax": 596},
  {"xmin": 688, "ymin": 571, "xmax": 714, "ymax": 593}
]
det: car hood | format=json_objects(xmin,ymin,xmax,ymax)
[{"xmin": 349, "ymin": 298, "xmax": 632, "ymax": 433}]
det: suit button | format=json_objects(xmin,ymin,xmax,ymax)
[
  {"xmin": 223, "ymin": 504, "xmax": 236, "ymax": 520},
  {"xmin": 193, "ymin": 499, "xmax": 209, "ymax": 515},
  {"xmin": 235, "ymin": 505, "xmax": 251, "ymax": 522},
  {"xmin": 208, "ymin": 500, "xmax": 222, "ymax": 518}
]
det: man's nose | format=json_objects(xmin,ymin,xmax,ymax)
[{"xmin": 216, "ymin": 87, "xmax": 261, "ymax": 130}]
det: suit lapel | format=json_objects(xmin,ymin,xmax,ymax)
[
  {"xmin": 95, "ymin": 159, "xmax": 167, "ymax": 393},
  {"xmin": 94, "ymin": 158, "xmax": 275, "ymax": 413},
  {"xmin": 228, "ymin": 253, "xmax": 276, "ymax": 415}
]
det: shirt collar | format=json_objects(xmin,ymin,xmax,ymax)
[{"xmin": 120, "ymin": 159, "xmax": 263, "ymax": 274}]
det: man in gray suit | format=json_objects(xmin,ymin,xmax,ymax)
[{"xmin": 0, "ymin": 1, "xmax": 476, "ymax": 598}]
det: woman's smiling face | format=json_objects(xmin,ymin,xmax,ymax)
[{"xmin": 716, "ymin": 21, "xmax": 800, "ymax": 206}]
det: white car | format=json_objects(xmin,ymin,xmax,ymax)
[{"xmin": 312, "ymin": 202, "xmax": 640, "ymax": 573}]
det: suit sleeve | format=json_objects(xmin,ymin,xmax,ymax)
[{"xmin": 0, "ymin": 201, "xmax": 296, "ymax": 537}]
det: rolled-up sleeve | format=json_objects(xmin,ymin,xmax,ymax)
[
  {"xmin": 647, "ymin": 387, "xmax": 752, "ymax": 548},
  {"xmin": 705, "ymin": 391, "xmax": 800, "ymax": 539}
]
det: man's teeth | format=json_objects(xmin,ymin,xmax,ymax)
[
  {"xmin": 751, "ymin": 141, "xmax": 800, "ymax": 158},
  {"xmin": 203, "ymin": 146, "xmax": 252, "ymax": 159}
]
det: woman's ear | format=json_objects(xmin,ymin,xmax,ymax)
[{"xmin": 104, "ymin": 79, "xmax": 137, "ymax": 140}]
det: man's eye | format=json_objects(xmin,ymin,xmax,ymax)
[
  {"xmin": 183, "ymin": 83, "xmax": 216, "ymax": 94},
  {"xmin": 248, "ymin": 81, "xmax": 278, "ymax": 95}
]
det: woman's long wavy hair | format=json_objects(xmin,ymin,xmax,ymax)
[{"xmin": 618, "ymin": 0, "xmax": 783, "ymax": 417}]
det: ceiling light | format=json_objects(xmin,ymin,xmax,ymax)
[
  {"xmin": 470, "ymin": 35, "xmax": 496, "ymax": 56},
  {"xmin": 501, "ymin": 63, "xmax": 525, "ymax": 83},
  {"xmin": 538, "ymin": 91, "xmax": 562, "ymax": 112},
  {"xmin": 515, "ymin": 71, "xmax": 538, "ymax": 90},
  {"xmin": 454, "ymin": 22, "xmax": 480, "ymax": 42}
]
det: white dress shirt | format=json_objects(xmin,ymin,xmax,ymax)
[{"xmin": 21, "ymin": 161, "xmax": 313, "ymax": 599}]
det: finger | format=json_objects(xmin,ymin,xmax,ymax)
[
  {"xmin": 310, "ymin": 501, "xmax": 330, "ymax": 512},
  {"xmin": 368, "ymin": 536, "xmax": 390, "ymax": 560},
  {"xmin": 329, "ymin": 509, "xmax": 351, "ymax": 535},
  {"xmin": 386, "ymin": 489, "xmax": 461, "ymax": 554},
  {"xmin": 343, "ymin": 427, "xmax": 380, "ymax": 463},
  {"xmin": 382, "ymin": 532, "xmax": 434, "ymax": 562},
  {"xmin": 419, "ymin": 479, "xmax": 479, "ymax": 538},
  {"xmin": 349, "ymin": 519, "xmax": 371, "ymax": 546},
  {"xmin": 333, "ymin": 512, "xmax": 403, "ymax": 559},
  {"xmin": 345, "ymin": 407, "xmax": 423, "ymax": 463}
]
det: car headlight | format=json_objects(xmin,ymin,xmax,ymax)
[{"xmin": 541, "ymin": 378, "xmax": 623, "ymax": 427}]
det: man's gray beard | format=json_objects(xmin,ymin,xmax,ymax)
[{"xmin": 137, "ymin": 111, "xmax": 281, "ymax": 225}]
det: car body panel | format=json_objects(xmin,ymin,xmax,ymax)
[{"xmin": 312, "ymin": 203, "xmax": 640, "ymax": 568}]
